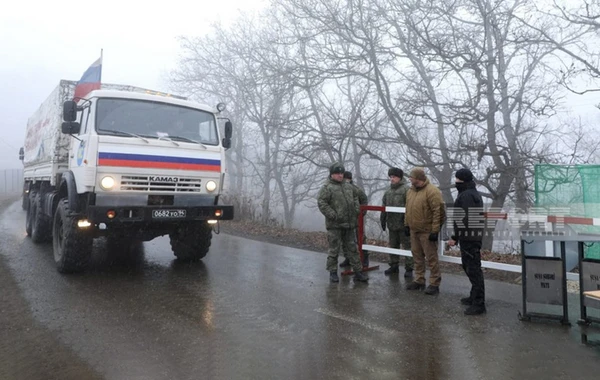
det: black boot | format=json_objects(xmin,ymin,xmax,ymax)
[
  {"xmin": 330, "ymin": 271, "xmax": 339, "ymax": 283},
  {"xmin": 404, "ymin": 269, "xmax": 413, "ymax": 278},
  {"xmin": 406, "ymin": 282, "xmax": 426, "ymax": 290},
  {"xmin": 424, "ymin": 285, "xmax": 440, "ymax": 295},
  {"xmin": 339, "ymin": 258, "xmax": 351, "ymax": 268},
  {"xmin": 464, "ymin": 305, "xmax": 486, "ymax": 315},
  {"xmin": 460, "ymin": 297, "xmax": 473, "ymax": 305},
  {"xmin": 353, "ymin": 271, "xmax": 369, "ymax": 282},
  {"xmin": 384, "ymin": 265, "xmax": 399, "ymax": 275}
]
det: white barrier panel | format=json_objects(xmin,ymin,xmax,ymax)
[
  {"xmin": 364, "ymin": 243, "xmax": 521, "ymax": 272},
  {"xmin": 363, "ymin": 242, "xmax": 579, "ymax": 280},
  {"xmin": 384, "ymin": 206, "xmax": 406, "ymax": 214}
]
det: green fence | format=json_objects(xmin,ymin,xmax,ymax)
[{"xmin": 535, "ymin": 164, "xmax": 600, "ymax": 259}]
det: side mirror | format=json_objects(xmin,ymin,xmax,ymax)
[
  {"xmin": 222, "ymin": 121, "xmax": 232, "ymax": 149},
  {"xmin": 63, "ymin": 100, "xmax": 78, "ymax": 122},
  {"xmin": 18, "ymin": 147, "xmax": 24, "ymax": 161},
  {"xmin": 62, "ymin": 121, "xmax": 81, "ymax": 134},
  {"xmin": 224, "ymin": 121, "xmax": 232, "ymax": 139}
]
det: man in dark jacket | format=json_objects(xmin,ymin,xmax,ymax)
[
  {"xmin": 340, "ymin": 171, "xmax": 370, "ymax": 268},
  {"xmin": 380, "ymin": 167, "xmax": 413, "ymax": 276},
  {"xmin": 448, "ymin": 168, "xmax": 486, "ymax": 315},
  {"xmin": 318, "ymin": 162, "xmax": 368, "ymax": 283}
]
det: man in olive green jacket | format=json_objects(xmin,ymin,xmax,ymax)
[
  {"xmin": 405, "ymin": 167, "xmax": 446, "ymax": 295},
  {"xmin": 380, "ymin": 167, "xmax": 413, "ymax": 277},
  {"xmin": 318, "ymin": 162, "xmax": 369, "ymax": 283}
]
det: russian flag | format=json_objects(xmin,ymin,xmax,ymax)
[{"xmin": 73, "ymin": 56, "xmax": 102, "ymax": 100}]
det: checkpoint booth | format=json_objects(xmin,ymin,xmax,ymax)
[{"xmin": 518, "ymin": 216, "xmax": 600, "ymax": 326}]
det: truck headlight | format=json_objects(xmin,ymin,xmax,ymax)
[
  {"xmin": 206, "ymin": 180, "xmax": 217, "ymax": 192},
  {"xmin": 100, "ymin": 176, "xmax": 116, "ymax": 190}
]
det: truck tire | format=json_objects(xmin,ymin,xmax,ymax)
[
  {"xmin": 30, "ymin": 192, "xmax": 52, "ymax": 243},
  {"xmin": 169, "ymin": 222, "xmax": 212, "ymax": 262},
  {"xmin": 25, "ymin": 191, "xmax": 35, "ymax": 237},
  {"xmin": 52, "ymin": 199, "xmax": 93, "ymax": 273}
]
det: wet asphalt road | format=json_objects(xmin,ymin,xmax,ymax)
[{"xmin": 1, "ymin": 198, "xmax": 600, "ymax": 380}]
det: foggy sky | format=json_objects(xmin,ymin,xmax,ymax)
[
  {"xmin": 1, "ymin": 0, "xmax": 597, "ymax": 171},
  {"xmin": 0, "ymin": 0, "xmax": 264, "ymax": 170}
]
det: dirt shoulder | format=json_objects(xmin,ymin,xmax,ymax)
[
  {"xmin": 219, "ymin": 219, "xmax": 522, "ymax": 284},
  {"xmin": 0, "ymin": 195, "xmax": 103, "ymax": 380}
]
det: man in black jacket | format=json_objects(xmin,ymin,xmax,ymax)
[{"xmin": 448, "ymin": 168, "xmax": 486, "ymax": 315}]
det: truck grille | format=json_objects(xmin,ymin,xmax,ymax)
[{"xmin": 120, "ymin": 176, "xmax": 202, "ymax": 192}]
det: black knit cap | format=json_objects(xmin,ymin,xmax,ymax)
[
  {"xmin": 455, "ymin": 168, "xmax": 474, "ymax": 182},
  {"xmin": 343, "ymin": 171, "xmax": 352, "ymax": 179},
  {"xmin": 388, "ymin": 167, "xmax": 404, "ymax": 178}
]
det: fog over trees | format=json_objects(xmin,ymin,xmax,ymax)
[{"xmin": 170, "ymin": 0, "xmax": 600, "ymax": 248}]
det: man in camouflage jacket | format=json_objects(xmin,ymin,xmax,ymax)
[
  {"xmin": 340, "ymin": 171, "xmax": 369, "ymax": 268},
  {"xmin": 380, "ymin": 167, "xmax": 414, "ymax": 277},
  {"xmin": 318, "ymin": 162, "xmax": 369, "ymax": 283}
]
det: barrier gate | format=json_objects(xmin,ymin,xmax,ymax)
[
  {"xmin": 347, "ymin": 205, "xmax": 522, "ymax": 276},
  {"xmin": 350, "ymin": 204, "xmax": 600, "ymax": 325}
]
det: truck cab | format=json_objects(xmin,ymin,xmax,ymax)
[{"xmin": 23, "ymin": 81, "xmax": 233, "ymax": 273}]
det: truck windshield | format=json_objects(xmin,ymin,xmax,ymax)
[{"xmin": 95, "ymin": 98, "xmax": 219, "ymax": 145}]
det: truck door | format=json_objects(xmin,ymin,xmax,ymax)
[{"xmin": 69, "ymin": 106, "xmax": 94, "ymax": 190}]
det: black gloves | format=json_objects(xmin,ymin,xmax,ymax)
[
  {"xmin": 404, "ymin": 226, "xmax": 410, "ymax": 236},
  {"xmin": 428, "ymin": 232, "xmax": 439, "ymax": 242},
  {"xmin": 380, "ymin": 212, "xmax": 387, "ymax": 231}
]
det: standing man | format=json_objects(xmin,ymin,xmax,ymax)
[
  {"xmin": 447, "ymin": 168, "xmax": 486, "ymax": 315},
  {"xmin": 340, "ymin": 171, "xmax": 369, "ymax": 268},
  {"xmin": 318, "ymin": 162, "xmax": 369, "ymax": 283},
  {"xmin": 380, "ymin": 167, "xmax": 414, "ymax": 277},
  {"xmin": 405, "ymin": 167, "xmax": 446, "ymax": 295}
]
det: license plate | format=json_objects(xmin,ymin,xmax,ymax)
[{"xmin": 152, "ymin": 209, "xmax": 187, "ymax": 219}]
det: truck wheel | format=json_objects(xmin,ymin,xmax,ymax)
[
  {"xmin": 52, "ymin": 199, "xmax": 92, "ymax": 273},
  {"xmin": 169, "ymin": 222, "xmax": 213, "ymax": 262},
  {"xmin": 30, "ymin": 192, "xmax": 51, "ymax": 243},
  {"xmin": 25, "ymin": 191, "xmax": 36, "ymax": 236}
]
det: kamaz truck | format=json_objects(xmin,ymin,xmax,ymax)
[{"xmin": 20, "ymin": 80, "xmax": 234, "ymax": 273}]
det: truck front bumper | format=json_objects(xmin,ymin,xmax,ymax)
[{"xmin": 87, "ymin": 204, "xmax": 234, "ymax": 224}]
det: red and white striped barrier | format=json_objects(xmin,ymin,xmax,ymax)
[{"xmin": 357, "ymin": 205, "xmax": 600, "ymax": 280}]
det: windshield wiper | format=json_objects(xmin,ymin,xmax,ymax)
[
  {"xmin": 167, "ymin": 135, "xmax": 208, "ymax": 149},
  {"xmin": 98, "ymin": 129, "xmax": 149, "ymax": 143},
  {"xmin": 157, "ymin": 135, "xmax": 180, "ymax": 146}
]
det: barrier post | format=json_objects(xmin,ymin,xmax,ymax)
[
  {"xmin": 357, "ymin": 208, "xmax": 364, "ymax": 262},
  {"xmin": 341, "ymin": 205, "xmax": 380, "ymax": 276}
]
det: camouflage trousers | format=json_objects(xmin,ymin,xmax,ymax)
[
  {"xmin": 388, "ymin": 229, "xmax": 414, "ymax": 270},
  {"xmin": 326, "ymin": 228, "xmax": 362, "ymax": 273}
]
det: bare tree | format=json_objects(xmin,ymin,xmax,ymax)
[
  {"xmin": 170, "ymin": 0, "xmax": 598, "ymax": 244},
  {"xmin": 519, "ymin": 0, "xmax": 600, "ymax": 95},
  {"xmin": 271, "ymin": 0, "xmax": 594, "ymax": 248}
]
